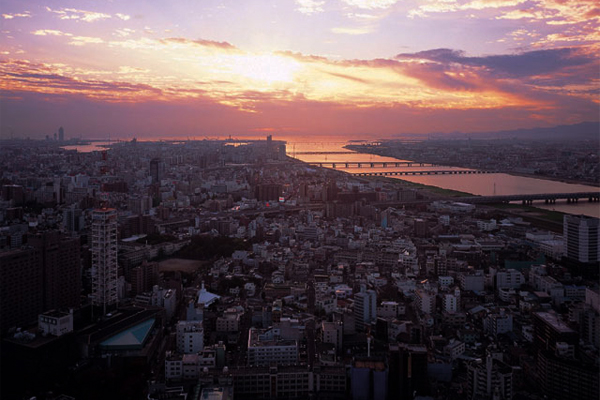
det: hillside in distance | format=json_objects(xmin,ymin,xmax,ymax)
[{"xmin": 399, "ymin": 121, "xmax": 600, "ymax": 141}]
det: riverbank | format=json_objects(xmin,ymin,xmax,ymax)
[
  {"xmin": 364, "ymin": 176, "xmax": 567, "ymax": 232},
  {"xmin": 345, "ymin": 144, "xmax": 599, "ymax": 188},
  {"xmin": 500, "ymin": 171, "xmax": 599, "ymax": 188},
  {"xmin": 486, "ymin": 203, "xmax": 565, "ymax": 233},
  {"xmin": 363, "ymin": 176, "xmax": 472, "ymax": 198}
]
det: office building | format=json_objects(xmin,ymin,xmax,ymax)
[
  {"xmin": 150, "ymin": 158, "xmax": 165, "ymax": 184},
  {"xmin": 388, "ymin": 343, "xmax": 429, "ymax": 400},
  {"xmin": 91, "ymin": 208, "xmax": 119, "ymax": 315},
  {"xmin": 254, "ymin": 184, "xmax": 282, "ymax": 202},
  {"xmin": 533, "ymin": 311, "xmax": 578, "ymax": 354},
  {"xmin": 351, "ymin": 357, "xmax": 388, "ymax": 400},
  {"xmin": 495, "ymin": 269, "xmax": 525, "ymax": 290},
  {"xmin": 247, "ymin": 327, "xmax": 298, "ymax": 366},
  {"xmin": 63, "ymin": 206, "xmax": 84, "ymax": 232},
  {"xmin": 537, "ymin": 349, "xmax": 599, "ymax": 400},
  {"xmin": 321, "ymin": 321, "xmax": 343, "ymax": 354},
  {"xmin": 176, "ymin": 320, "xmax": 204, "ymax": 354}
]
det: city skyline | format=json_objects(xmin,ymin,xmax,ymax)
[{"xmin": 1, "ymin": 0, "xmax": 598, "ymax": 139}]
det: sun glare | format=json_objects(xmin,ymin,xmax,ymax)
[{"xmin": 224, "ymin": 54, "xmax": 301, "ymax": 85}]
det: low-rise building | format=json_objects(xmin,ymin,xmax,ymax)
[
  {"xmin": 38, "ymin": 309, "xmax": 73, "ymax": 337},
  {"xmin": 247, "ymin": 327, "xmax": 298, "ymax": 366}
]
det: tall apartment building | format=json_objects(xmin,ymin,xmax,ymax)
[
  {"xmin": 443, "ymin": 294, "xmax": 458, "ymax": 313},
  {"xmin": 466, "ymin": 352, "xmax": 513, "ymax": 400},
  {"xmin": 130, "ymin": 261, "xmax": 159, "ymax": 295},
  {"xmin": 564, "ymin": 215, "xmax": 599, "ymax": 263},
  {"xmin": 91, "ymin": 208, "xmax": 119, "ymax": 315},
  {"xmin": 354, "ymin": 285, "xmax": 377, "ymax": 332},
  {"xmin": 415, "ymin": 289, "xmax": 435, "ymax": 315}
]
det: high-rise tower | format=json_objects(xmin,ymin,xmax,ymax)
[
  {"xmin": 564, "ymin": 215, "xmax": 599, "ymax": 263},
  {"xmin": 91, "ymin": 208, "xmax": 118, "ymax": 315},
  {"xmin": 150, "ymin": 158, "xmax": 164, "ymax": 184}
]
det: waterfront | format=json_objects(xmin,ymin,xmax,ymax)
[
  {"xmin": 288, "ymin": 140, "xmax": 600, "ymax": 218},
  {"xmin": 61, "ymin": 138, "xmax": 598, "ymax": 218}
]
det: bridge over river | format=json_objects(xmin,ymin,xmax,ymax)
[
  {"xmin": 353, "ymin": 170, "xmax": 492, "ymax": 177},
  {"xmin": 457, "ymin": 192, "xmax": 600, "ymax": 205},
  {"xmin": 309, "ymin": 161, "xmax": 438, "ymax": 168}
]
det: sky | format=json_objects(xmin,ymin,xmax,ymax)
[{"xmin": 0, "ymin": 0, "xmax": 598, "ymax": 140}]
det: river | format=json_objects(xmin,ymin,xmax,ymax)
[
  {"xmin": 62, "ymin": 138, "xmax": 598, "ymax": 217},
  {"xmin": 61, "ymin": 141, "xmax": 113, "ymax": 153},
  {"xmin": 287, "ymin": 140, "xmax": 600, "ymax": 218}
]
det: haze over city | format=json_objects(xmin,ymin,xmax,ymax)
[{"xmin": 1, "ymin": 0, "xmax": 599, "ymax": 138}]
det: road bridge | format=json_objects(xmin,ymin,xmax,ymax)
[
  {"xmin": 353, "ymin": 170, "xmax": 490, "ymax": 177},
  {"xmin": 309, "ymin": 161, "xmax": 438, "ymax": 168},
  {"xmin": 292, "ymin": 151, "xmax": 356, "ymax": 155},
  {"xmin": 458, "ymin": 192, "xmax": 600, "ymax": 204}
]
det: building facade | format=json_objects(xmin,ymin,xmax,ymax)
[
  {"xmin": 91, "ymin": 208, "xmax": 119, "ymax": 315},
  {"xmin": 564, "ymin": 215, "xmax": 599, "ymax": 263}
]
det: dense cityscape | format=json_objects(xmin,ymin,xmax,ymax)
[
  {"xmin": 0, "ymin": 134, "xmax": 598, "ymax": 400},
  {"xmin": 1, "ymin": 0, "xmax": 599, "ymax": 398}
]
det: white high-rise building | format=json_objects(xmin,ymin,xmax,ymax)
[
  {"xmin": 564, "ymin": 215, "xmax": 600, "ymax": 263},
  {"xmin": 91, "ymin": 208, "xmax": 119, "ymax": 314},
  {"xmin": 354, "ymin": 284, "xmax": 377, "ymax": 332}
]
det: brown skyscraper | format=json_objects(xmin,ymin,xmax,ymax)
[
  {"xmin": 0, "ymin": 247, "xmax": 43, "ymax": 332},
  {"xmin": 29, "ymin": 232, "xmax": 81, "ymax": 311},
  {"xmin": 0, "ymin": 231, "xmax": 81, "ymax": 333}
]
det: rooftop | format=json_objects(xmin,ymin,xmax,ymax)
[
  {"xmin": 198, "ymin": 283, "xmax": 220, "ymax": 307},
  {"xmin": 99, "ymin": 317, "xmax": 155, "ymax": 350},
  {"xmin": 535, "ymin": 312, "xmax": 576, "ymax": 333}
]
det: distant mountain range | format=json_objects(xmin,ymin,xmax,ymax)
[{"xmin": 397, "ymin": 121, "xmax": 600, "ymax": 141}]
